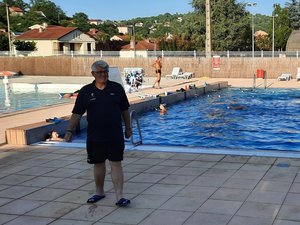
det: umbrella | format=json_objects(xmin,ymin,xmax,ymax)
[{"xmin": 0, "ymin": 71, "xmax": 18, "ymax": 76}]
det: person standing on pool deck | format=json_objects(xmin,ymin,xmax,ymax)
[
  {"xmin": 152, "ymin": 56, "xmax": 162, "ymax": 89},
  {"xmin": 64, "ymin": 60, "xmax": 132, "ymax": 207}
]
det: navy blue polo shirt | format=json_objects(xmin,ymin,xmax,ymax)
[{"xmin": 72, "ymin": 80, "xmax": 130, "ymax": 142}]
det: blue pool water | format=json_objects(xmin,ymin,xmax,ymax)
[
  {"xmin": 0, "ymin": 83, "xmax": 71, "ymax": 114},
  {"xmin": 137, "ymin": 88, "xmax": 300, "ymax": 151}
]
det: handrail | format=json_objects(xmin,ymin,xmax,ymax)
[{"xmin": 129, "ymin": 110, "xmax": 142, "ymax": 146}]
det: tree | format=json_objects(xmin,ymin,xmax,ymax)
[
  {"xmin": 0, "ymin": 33, "xmax": 9, "ymax": 50},
  {"xmin": 271, "ymin": 4, "xmax": 291, "ymax": 50},
  {"xmin": 286, "ymin": 0, "xmax": 300, "ymax": 30},
  {"xmin": 13, "ymin": 40, "xmax": 36, "ymax": 51},
  {"xmin": 29, "ymin": 0, "xmax": 66, "ymax": 24},
  {"xmin": 71, "ymin": 12, "xmax": 90, "ymax": 32}
]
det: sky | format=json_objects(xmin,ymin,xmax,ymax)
[{"xmin": 32, "ymin": 0, "xmax": 288, "ymax": 20}]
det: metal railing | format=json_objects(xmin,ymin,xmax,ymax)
[
  {"xmin": 0, "ymin": 50, "xmax": 298, "ymax": 58},
  {"xmin": 129, "ymin": 110, "xmax": 142, "ymax": 146}
]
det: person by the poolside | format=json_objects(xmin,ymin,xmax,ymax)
[
  {"xmin": 159, "ymin": 103, "xmax": 167, "ymax": 115},
  {"xmin": 228, "ymin": 104, "xmax": 247, "ymax": 110},
  {"xmin": 63, "ymin": 90, "xmax": 79, "ymax": 99},
  {"xmin": 152, "ymin": 56, "xmax": 162, "ymax": 89},
  {"xmin": 64, "ymin": 60, "xmax": 132, "ymax": 207},
  {"xmin": 45, "ymin": 130, "xmax": 64, "ymax": 141}
]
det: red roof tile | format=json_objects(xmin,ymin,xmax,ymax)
[
  {"xmin": 121, "ymin": 40, "xmax": 158, "ymax": 51},
  {"xmin": 16, "ymin": 26, "xmax": 78, "ymax": 40}
]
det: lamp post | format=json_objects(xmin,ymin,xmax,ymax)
[
  {"xmin": 5, "ymin": 3, "xmax": 12, "ymax": 54},
  {"xmin": 247, "ymin": 2, "xmax": 257, "ymax": 58},
  {"xmin": 272, "ymin": 14, "xmax": 278, "ymax": 58}
]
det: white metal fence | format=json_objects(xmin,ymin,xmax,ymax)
[{"xmin": 0, "ymin": 50, "xmax": 299, "ymax": 58}]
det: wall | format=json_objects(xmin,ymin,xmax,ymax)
[{"xmin": 0, "ymin": 56, "xmax": 299, "ymax": 78}]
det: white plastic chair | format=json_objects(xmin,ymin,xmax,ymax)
[{"xmin": 165, "ymin": 67, "xmax": 182, "ymax": 79}]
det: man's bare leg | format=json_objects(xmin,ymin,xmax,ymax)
[
  {"xmin": 109, "ymin": 161, "xmax": 124, "ymax": 201},
  {"xmin": 94, "ymin": 162, "xmax": 106, "ymax": 196}
]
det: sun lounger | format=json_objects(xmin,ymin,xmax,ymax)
[
  {"xmin": 165, "ymin": 67, "xmax": 182, "ymax": 79},
  {"xmin": 278, "ymin": 73, "xmax": 292, "ymax": 81},
  {"xmin": 176, "ymin": 72, "xmax": 194, "ymax": 79},
  {"xmin": 297, "ymin": 67, "xmax": 300, "ymax": 81}
]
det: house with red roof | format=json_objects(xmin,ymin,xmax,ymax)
[
  {"xmin": 9, "ymin": 6, "xmax": 24, "ymax": 16},
  {"xmin": 120, "ymin": 38, "xmax": 159, "ymax": 57},
  {"xmin": 15, "ymin": 25, "xmax": 96, "ymax": 56}
]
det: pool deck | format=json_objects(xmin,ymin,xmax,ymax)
[{"xmin": 0, "ymin": 76, "xmax": 300, "ymax": 224}]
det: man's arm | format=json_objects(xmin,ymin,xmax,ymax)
[
  {"xmin": 121, "ymin": 110, "xmax": 132, "ymax": 139},
  {"xmin": 64, "ymin": 113, "xmax": 82, "ymax": 142}
]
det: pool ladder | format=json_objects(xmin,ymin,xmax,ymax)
[{"xmin": 129, "ymin": 110, "xmax": 142, "ymax": 146}]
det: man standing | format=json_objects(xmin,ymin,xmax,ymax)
[
  {"xmin": 64, "ymin": 60, "xmax": 132, "ymax": 207},
  {"xmin": 152, "ymin": 56, "xmax": 162, "ymax": 89}
]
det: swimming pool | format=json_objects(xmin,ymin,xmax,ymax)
[
  {"xmin": 0, "ymin": 83, "xmax": 82, "ymax": 114},
  {"xmin": 138, "ymin": 88, "xmax": 300, "ymax": 151},
  {"xmin": 41, "ymin": 87, "xmax": 300, "ymax": 153}
]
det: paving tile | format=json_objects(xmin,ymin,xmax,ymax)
[
  {"xmin": 247, "ymin": 190, "xmax": 287, "ymax": 204},
  {"xmin": 133, "ymin": 158, "xmax": 164, "ymax": 165},
  {"xmin": 184, "ymin": 161, "xmax": 216, "ymax": 168},
  {"xmin": 0, "ymin": 174, "xmax": 35, "ymax": 185},
  {"xmin": 290, "ymin": 182, "xmax": 300, "ymax": 193},
  {"xmin": 255, "ymin": 180, "xmax": 291, "ymax": 192},
  {"xmin": 142, "ymin": 183, "xmax": 184, "ymax": 196},
  {"xmin": 63, "ymin": 205, "xmax": 116, "ymax": 222},
  {"xmin": 236, "ymin": 202, "xmax": 280, "ymax": 219},
  {"xmin": 54, "ymin": 190, "xmax": 92, "ymax": 204},
  {"xmin": 0, "ymin": 199, "xmax": 46, "ymax": 215},
  {"xmin": 184, "ymin": 212, "xmax": 231, "ymax": 225},
  {"xmin": 49, "ymin": 178, "xmax": 91, "ymax": 189},
  {"xmin": 196, "ymin": 154, "xmax": 225, "ymax": 162},
  {"xmin": 0, "ymin": 186, "xmax": 40, "ymax": 199},
  {"xmin": 283, "ymin": 193, "xmax": 300, "ymax": 206},
  {"xmin": 274, "ymin": 220, "xmax": 300, "ymax": 225},
  {"xmin": 190, "ymin": 175, "xmax": 227, "ymax": 187},
  {"xmin": 16, "ymin": 166, "xmax": 56, "ymax": 176},
  {"xmin": 123, "ymin": 182, "xmax": 153, "ymax": 194},
  {"xmin": 21, "ymin": 176, "xmax": 63, "ymax": 188},
  {"xmin": 198, "ymin": 199, "xmax": 243, "ymax": 215},
  {"xmin": 277, "ymin": 205, "xmax": 300, "ymax": 221},
  {"xmin": 43, "ymin": 168, "xmax": 83, "ymax": 178},
  {"xmin": 172, "ymin": 167, "xmax": 207, "ymax": 176},
  {"xmin": 26, "ymin": 202, "xmax": 80, "ymax": 218},
  {"xmin": 4, "ymin": 215, "xmax": 54, "ymax": 225},
  {"xmin": 201, "ymin": 168, "xmax": 235, "ymax": 179},
  {"xmin": 228, "ymin": 215, "xmax": 274, "ymax": 225},
  {"xmin": 145, "ymin": 152, "xmax": 175, "ymax": 159},
  {"xmin": 231, "ymin": 170, "xmax": 266, "ymax": 180},
  {"xmin": 64, "ymin": 161, "xmax": 92, "ymax": 170},
  {"xmin": 158, "ymin": 159, "xmax": 191, "ymax": 167},
  {"xmin": 176, "ymin": 185, "xmax": 217, "ymax": 199},
  {"xmin": 128, "ymin": 173, "xmax": 166, "ymax": 183},
  {"xmin": 247, "ymin": 157, "xmax": 276, "ymax": 164},
  {"xmin": 159, "ymin": 196, "xmax": 205, "ymax": 211},
  {"xmin": 213, "ymin": 162, "xmax": 243, "ymax": 170},
  {"xmin": 22, "ymin": 188, "xmax": 70, "ymax": 201},
  {"xmin": 0, "ymin": 214, "xmax": 18, "ymax": 224},
  {"xmin": 222, "ymin": 178, "xmax": 259, "ymax": 189},
  {"xmin": 49, "ymin": 219, "xmax": 93, "ymax": 225},
  {"xmin": 0, "ymin": 198, "xmax": 12, "ymax": 206},
  {"xmin": 132, "ymin": 194, "xmax": 170, "ymax": 209},
  {"xmin": 170, "ymin": 153, "xmax": 199, "ymax": 160},
  {"xmin": 138, "ymin": 209, "xmax": 191, "ymax": 225},
  {"xmin": 159, "ymin": 174, "xmax": 197, "ymax": 185},
  {"xmin": 221, "ymin": 155, "xmax": 249, "ymax": 163},
  {"xmin": 211, "ymin": 187, "xmax": 251, "ymax": 201},
  {"xmin": 240, "ymin": 163, "xmax": 271, "ymax": 172},
  {"xmin": 100, "ymin": 207, "xmax": 153, "ymax": 224},
  {"xmin": 144, "ymin": 165, "xmax": 180, "ymax": 174},
  {"xmin": 123, "ymin": 163, "xmax": 153, "ymax": 173},
  {"xmin": 39, "ymin": 159, "xmax": 75, "ymax": 168},
  {"xmin": 263, "ymin": 171, "xmax": 296, "ymax": 182}
]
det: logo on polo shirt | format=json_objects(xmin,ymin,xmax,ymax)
[
  {"xmin": 90, "ymin": 92, "xmax": 96, "ymax": 101},
  {"xmin": 110, "ymin": 93, "xmax": 115, "ymax": 96}
]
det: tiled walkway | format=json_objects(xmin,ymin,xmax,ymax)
[{"xmin": 0, "ymin": 144, "xmax": 300, "ymax": 225}]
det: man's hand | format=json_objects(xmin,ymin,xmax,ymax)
[
  {"xmin": 125, "ymin": 128, "xmax": 132, "ymax": 139},
  {"xmin": 64, "ymin": 131, "xmax": 73, "ymax": 142}
]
